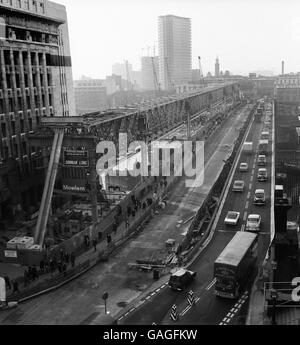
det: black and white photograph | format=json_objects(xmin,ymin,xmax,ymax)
[{"xmin": 0, "ymin": 0, "xmax": 300, "ymax": 334}]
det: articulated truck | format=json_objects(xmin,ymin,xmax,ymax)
[{"xmin": 214, "ymin": 232, "xmax": 258, "ymax": 299}]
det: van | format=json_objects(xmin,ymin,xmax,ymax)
[
  {"xmin": 258, "ymin": 168, "xmax": 268, "ymax": 182},
  {"xmin": 254, "ymin": 189, "xmax": 266, "ymax": 205},
  {"xmin": 258, "ymin": 155, "xmax": 267, "ymax": 166}
]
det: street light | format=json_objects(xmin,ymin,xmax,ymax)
[{"xmin": 270, "ymin": 288, "xmax": 278, "ymax": 325}]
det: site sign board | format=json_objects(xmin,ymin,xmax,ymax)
[{"xmin": 63, "ymin": 150, "xmax": 89, "ymax": 167}]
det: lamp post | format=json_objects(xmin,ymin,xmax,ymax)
[{"xmin": 270, "ymin": 288, "xmax": 278, "ymax": 325}]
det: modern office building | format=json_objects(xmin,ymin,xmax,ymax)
[
  {"xmin": 158, "ymin": 15, "xmax": 192, "ymax": 90},
  {"xmin": 112, "ymin": 61, "xmax": 132, "ymax": 82},
  {"xmin": 0, "ymin": 0, "xmax": 75, "ymax": 229},
  {"xmin": 141, "ymin": 56, "xmax": 159, "ymax": 90}
]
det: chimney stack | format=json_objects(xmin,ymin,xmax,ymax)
[{"xmin": 282, "ymin": 61, "xmax": 285, "ymax": 76}]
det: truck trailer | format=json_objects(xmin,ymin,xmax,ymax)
[{"xmin": 214, "ymin": 232, "xmax": 258, "ymax": 299}]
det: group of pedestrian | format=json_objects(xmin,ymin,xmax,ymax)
[{"xmin": 23, "ymin": 266, "xmax": 39, "ymax": 287}]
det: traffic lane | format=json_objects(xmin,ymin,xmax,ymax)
[
  {"xmin": 122, "ymin": 231, "xmax": 237, "ymax": 325},
  {"xmin": 122, "ymin": 107, "xmax": 255, "ymax": 325}
]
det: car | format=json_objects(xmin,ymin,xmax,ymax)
[
  {"xmin": 287, "ymin": 221, "xmax": 299, "ymax": 233},
  {"xmin": 246, "ymin": 214, "xmax": 262, "ymax": 232},
  {"xmin": 254, "ymin": 189, "xmax": 266, "ymax": 206},
  {"xmin": 239, "ymin": 163, "xmax": 249, "ymax": 172},
  {"xmin": 258, "ymin": 168, "xmax": 268, "ymax": 182},
  {"xmin": 168, "ymin": 269, "xmax": 197, "ymax": 291},
  {"xmin": 258, "ymin": 155, "xmax": 267, "ymax": 166},
  {"xmin": 224, "ymin": 211, "xmax": 240, "ymax": 226},
  {"xmin": 232, "ymin": 180, "xmax": 245, "ymax": 192}
]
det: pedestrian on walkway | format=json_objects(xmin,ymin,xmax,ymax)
[
  {"xmin": 49, "ymin": 258, "xmax": 54, "ymax": 273},
  {"xmin": 24, "ymin": 270, "xmax": 29, "ymax": 287},
  {"xmin": 60, "ymin": 248, "xmax": 64, "ymax": 262},
  {"xmin": 28, "ymin": 266, "xmax": 33, "ymax": 282},
  {"xmin": 64, "ymin": 252, "xmax": 70, "ymax": 265},
  {"xmin": 125, "ymin": 219, "xmax": 130, "ymax": 229},
  {"xmin": 4, "ymin": 276, "xmax": 11, "ymax": 290},
  {"xmin": 71, "ymin": 252, "xmax": 75, "ymax": 268},
  {"xmin": 93, "ymin": 239, "xmax": 97, "ymax": 252},
  {"xmin": 12, "ymin": 281, "xmax": 19, "ymax": 294},
  {"xmin": 40, "ymin": 260, "xmax": 45, "ymax": 274}
]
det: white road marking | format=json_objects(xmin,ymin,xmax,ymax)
[
  {"xmin": 146, "ymin": 296, "xmax": 151, "ymax": 300},
  {"xmin": 250, "ymin": 175, "xmax": 254, "ymax": 182},
  {"xmin": 119, "ymin": 316, "xmax": 124, "ymax": 320},
  {"xmin": 247, "ymin": 192, "xmax": 251, "ymax": 199},
  {"xmin": 206, "ymin": 278, "xmax": 217, "ymax": 290},
  {"xmin": 195, "ymin": 297, "xmax": 200, "ymax": 303},
  {"xmin": 243, "ymin": 212, "xmax": 248, "ymax": 221},
  {"xmin": 249, "ymin": 183, "xmax": 253, "ymax": 190},
  {"xmin": 245, "ymin": 201, "xmax": 249, "ymax": 209},
  {"xmin": 241, "ymin": 225, "xmax": 245, "ymax": 232}
]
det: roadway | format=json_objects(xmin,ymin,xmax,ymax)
[
  {"xmin": 120, "ymin": 102, "xmax": 274, "ymax": 325},
  {"xmin": 0, "ymin": 102, "xmax": 251, "ymax": 325}
]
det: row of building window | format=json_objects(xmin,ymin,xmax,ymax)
[
  {"xmin": 0, "ymin": 0, "xmax": 45, "ymax": 14},
  {"xmin": 0, "ymin": 94, "xmax": 53, "ymax": 113}
]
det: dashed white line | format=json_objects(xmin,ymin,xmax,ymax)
[
  {"xmin": 206, "ymin": 278, "xmax": 217, "ymax": 291},
  {"xmin": 250, "ymin": 175, "xmax": 254, "ymax": 182},
  {"xmin": 243, "ymin": 212, "xmax": 248, "ymax": 221},
  {"xmin": 247, "ymin": 192, "xmax": 251, "ymax": 199},
  {"xmin": 146, "ymin": 296, "xmax": 151, "ymax": 300},
  {"xmin": 245, "ymin": 201, "xmax": 249, "ymax": 210},
  {"xmin": 249, "ymin": 183, "xmax": 253, "ymax": 190}
]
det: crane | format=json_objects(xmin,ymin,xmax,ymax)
[
  {"xmin": 198, "ymin": 56, "xmax": 205, "ymax": 87},
  {"xmin": 151, "ymin": 57, "xmax": 160, "ymax": 92},
  {"xmin": 165, "ymin": 57, "xmax": 174, "ymax": 90}
]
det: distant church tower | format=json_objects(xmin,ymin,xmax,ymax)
[{"xmin": 215, "ymin": 57, "xmax": 220, "ymax": 77}]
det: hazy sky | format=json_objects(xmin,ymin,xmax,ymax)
[{"xmin": 57, "ymin": 0, "xmax": 300, "ymax": 80}]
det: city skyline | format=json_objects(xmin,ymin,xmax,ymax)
[{"xmin": 58, "ymin": 0, "xmax": 300, "ymax": 79}]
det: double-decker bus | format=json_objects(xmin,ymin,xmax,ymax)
[{"xmin": 214, "ymin": 232, "xmax": 258, "ymax": 299}]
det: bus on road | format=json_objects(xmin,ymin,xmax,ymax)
[{"xmin": 214, "ymin": 232, "xmax": 258, "ymax": 299}]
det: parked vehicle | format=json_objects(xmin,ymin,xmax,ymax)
[
  {"xmin": 214, "ymin": 232, "xmax": 258, "ymax": 299},
  {"xmin": 254, "ymin": 189, "xmax": 266, "ymax": 206},
  {"xmin": 246, "ymin": 214, "xmax": 262, "ymax": 232},
  {"xmin": 232, "ymin": 180, "xmax": 245, "ymax": 192},
  {"xmin": 224, "ymin": 211, "xmax": 240, "ymax": 226},
  {"xmin": 168, "ymin": 269, "xmax": 197, "ymax": 291}
]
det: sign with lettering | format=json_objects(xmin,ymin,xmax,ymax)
[
  {"xmin": 62, "ymin": 179, "xmax": 87, "ymax": 193},
  {"xmin": 63, "ymin": 150, "xmax": 89, "ymax": 167},
  {"xmin": 4, "ymin": 250, "xmax": 17, "ymax": 258}
]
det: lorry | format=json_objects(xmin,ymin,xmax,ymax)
[
  {"xmin": 214, "ymin": 232, "xmax": 258, "ymax": 299},
  {"xmin": 243, "ymin": 142, "xmax": 253, "ymax": 155},
  {"xmin": 258, "ymin": 140, "xmax": 269, "ymax": 155}
]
